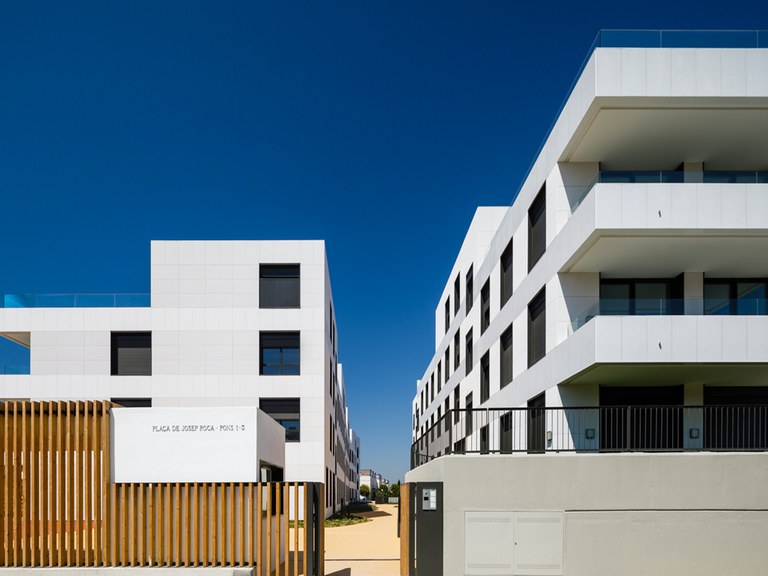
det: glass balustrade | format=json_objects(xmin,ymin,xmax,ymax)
[{"xmin": 2, "ymin": 293, "xmax": 151, "ymax": 308}]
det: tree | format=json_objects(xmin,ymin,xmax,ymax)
[
  {"xmin": 359, "ymin": 484, "xmax": 370, "ymax": 499},
  {"xmin": 389, "ymin": 481, "xmax": 400, "ymax": 497},
  {"xmin": 376, "ymin": 484, "xmax": 390, "ymax": 499}
]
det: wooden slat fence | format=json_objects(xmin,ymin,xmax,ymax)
[
  {"xmin": 399, "ymin": 483, "xmax": 410, "ymax": 576},
  {"xmin": 0, "ymin": 400, "xmax": 321, "ymax": 574}
]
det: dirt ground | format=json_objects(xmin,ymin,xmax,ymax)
[{"xmin": 324, "ymin": 503, "xmax": 401, "ymax": 576}]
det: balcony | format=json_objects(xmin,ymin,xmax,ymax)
[
  {"xmin": 572, "ymin": 171, "xmax": 768, "ymax": 212},
  {"xmin": 411, "ymin": 405, "xmax": 768, "ymax": 469},
  {"xmin": 1, "ymin": 293, "xmax": 151, "ymax": 308}
]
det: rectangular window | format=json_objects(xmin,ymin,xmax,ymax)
[
  {"xmin": 454, "ymin": 274, "xmax": 461, "ymax": 315},
  {"xmin": 500, "ymin": 324, "xmax": 513, "ymax": 389},
  {"xmin": 453, "ymin": 386, "xmax": 460, "ymax": 424},
  {"xmin": 260, "ymin": 398, "xmax": 300, "ymax": 442},
  {"xmin": 453, "ymin": 331, "xmax": 460, "ymax": 370},
  {"xmin": 481, "ymin": 280, "xmax": 490, "ymax": 334},
  {"xmin": 600, "ymin": 278, "xmax": 682, "ymax": 316},
  {"xmin": 465, "ymin": 329, "xmax": 473, "ymax": 376},
  {"xmin": 480, "ymin": 424, "xmax": 489, "ymax": 454},
  {"xmin": 260, "ymin": 332, "xmax": 300, "ymax": 375},
  {"xmin": 704, "ymin": 279, "xmax": 768, "ymax": 315},
  {"xmin": 465, "ymin": 266, "xmax": 474, "ymax": 314},
  {"xmin": 111, "ymin": 397, "xmax": 151, "ymax": 408},
  {"xmin": 437, "ymin": 362, "xmax": 442, "ymax": 394},
  {"xmin": 465, "ymin": 393, "xmax": 473, "ymax": 436},
  {"xmin": 444, "ymin": 348, "xmax": 450, "ymax": 384},
  {"xmin": 480, "ymin": 352, "xmax": 490, "ymax": 403},
  {"xmin": 528, "ymin": 184, "xmax": 546, "ymax": 271},
  {"xmin": 111, "ymin": 332, "xmax": 152, "ymax": 376},
  {"xmin": 260, "ymin": 264, "xmax": 300, "ymax": 309},
  {"xmin": 444, "ymin": 398, "xmax": 450, "ymax": 433},
  {"xmin": 430, "ymin": 373, "xmax": 435, "ymax": 402},
  {"xmin": 437, "ymin": 407, "xmax": 442, "ymax": 438},
  {"xmin": 500, "ymin": 237, "xmax": 514, "ymax": 307},
  {"xmin": 528, "ymin": 288, "xmax": 546, "ymax": 367},
  {"xmin": 445, "ymin": 298, "xmax": 450, "ymax": 334}
]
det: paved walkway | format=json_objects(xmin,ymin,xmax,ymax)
[{"xmin": 325, "ymin": 504, "xmax": 401, "ymax": 576}]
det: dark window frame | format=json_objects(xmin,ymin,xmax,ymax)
[
  {"xmin": 465, "ymin": 329, "xmax": 473, "ymax": 376},
  {"xmin": 259, "ymin": 331, "xmax": 300, "ymax": 375},
  {"xmin": 480, "ymin": 352, "xmax": 490, "ymax": 404},
  {"xmin": 500, "ymin": 237, "xmax": 514, "ymax": 307},
  {"xmin": 465, "ymin": 266, "xmax": 474, "ymax": 314},
  {"xmin": 528, "ymin": 288, "xmax": 546, "ymax": 368},
  {"xmin": 454, "ymin": 274, "xmax": 461, "ymax": 315},
  {"xmin": 110, "ymin": 331, "xmax": 152, "ymax": 376},
  {"xmin": 259, "ymin": 264, "xmax": 300, "ymax": 309},
  {"xmin": 528, "ymin": 184, "xmax": 546, "ymax": 272},
  {"xmin": 260, "ymin": 398, "xmax": 301, "ymax": 442},
  {"xmin": 480, "ymin": 279, "xmax": 491, "ymax": 334},
  {"xmin": 500, "ymin": 324, "xmax": 514, "ymax": 389}
]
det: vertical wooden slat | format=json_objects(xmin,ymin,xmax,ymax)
[
  {"xmin": 173, "ymin": 482, "xmax": 181, "ymax": 565},
  {"xmin": 211, "ymin": 483, "xmax": 219, "ymax": 566},
  {"xmin": 129, "ymin": 483, "xmax": 136, "ymax": 566},
  {"xmin": 276, "ymin": 482, "xmax": 283, "ymax": 576},
  {"xmin": 201, "ymin": 484, "xmax": 207, "ymax": 566},
  {"xmin": 266, "ymin": 483, "xmax": 272, "ymax": 576},
  {"xmin": 56, "ymin": 402, "xmax": 63, "ymax": 567},
  {"xmin": 42, "ymin": 401, "xmax": 51, "ymax": 567},
  {"xmin": 164, "ymin": 483, "xmax": 171, "ymax": 566},
  {"xmin": 256, "ymin": 484, "xmax": 263, "ymax": 576},
  {"xmin": 239, "ymin": 482, "xmax": 245, "ymax": 566},
  {"xmin": 73, "ymin": 402, "xmax": 80, "ymax": 566},
  {"xmin": 228, "ymin": 482, "xmax": 235, "ymax": 565},
  {"xmin": 93, "ymin": 402, "xmax": 101, "ymax": 566},
  {"xmin": 246, "ymin": 483, "xmax": 254, "ymax": 567},
  {"xmin": 148, "ymin": 483, "xmax": 155, "ymax": 567},
  {"xmin": 12, "ymin": 402, "xmax": 18, "ymax": 567},
  {"xmin": 21, "ymin": 402, "xmax": 27, "ymax": 567},
  {"xmin": 29, "ymin": 402, "xmax": 37, "ymax": 568},
  {"xmin": 119, "ymin": 484, "xmax": 127, "ymax": 566},
  {"xmin": 294, "ymin": 482, "xmax": 299, "ymax": 576},
  {"xmin": 138, "ymin": 484, "xmax": 145, "ymax": 566},
  {"xmin": 83, "ymin": 402, "xmax": 90, "ymax": 566},
  {"xmin": 101, "ymin": 401, "xmax": 110, "ymax": 567},
  {"xmin": 302, "ymin": 483, "xmax": 309, "ymax": 576},
  {"xmin": 3, "ymin": 402, "xmax": 9, "ymax": 567},
  {"xmin": 184, "ymin": 483, "xmax": 190, "ymax": 566}
]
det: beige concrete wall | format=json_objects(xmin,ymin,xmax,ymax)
[{"xmin": 405, "ymin": 453, "xmax": 768, "ymax": 576}]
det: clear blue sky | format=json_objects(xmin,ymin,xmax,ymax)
[{"xmin": 1, "ymin": 1, "xmax": 767, "ymax": 482}]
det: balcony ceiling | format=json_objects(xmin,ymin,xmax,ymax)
[
  {"xmin": 565, "ymin": 234, "xmax": 768, "ymax": 277},
  {"xmin": 564, "ymin": 363, "xmax": 768, "ymax": 388},
  {"xmin": 563, "ymin": 104, "xmax": 768, "ymax": 171}
]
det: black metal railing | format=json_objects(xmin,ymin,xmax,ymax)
[{"xmin": 410, "ymin": 405, "xmax": 768, "ymax": 469}]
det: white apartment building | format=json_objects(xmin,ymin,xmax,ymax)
[
  {"xmin": 406, "ymin": 30, "xmax": 768, "ymax": 576},
  {"xmin": 0, "ymin": 240, "xmax": 358, "ymax": 517}
]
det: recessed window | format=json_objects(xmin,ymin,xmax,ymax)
[
  {"xmin": 480, "ymin": 352, "xmax": 490, "ymax": 404},
  {"xmin": 453, "ymin": 331, "xmax": 460, "ymax": 371},
  {"xmin": 704, "ymin": 279, "xmax": 768, "ymax": 315},
  {"xmin": 444, "ymin": 348, "xmax": 450, "ymax": 384},
  {"xmin": 444, "ymin": 398, "xmax": 450, "ymax": 433},
  {"xmin": 481, "ymin": 280, "xmax": 490, "ymax": 334},
  {"xmin": 528, "ymin": 184, "xmax": 546, "ymax": 271},
  {"xmin": 500, "ymin": 324, "xmax": 513, "ymax": 389},
  {"xmin": 500, "ymin": 237, "xmax": 514, "ymax": 307},
  {"xmin": 528, "ymin": 288, "xmax": 546, "ymax": 368},
  {"xmin": 465, "ymin": 392, "xmax": 473, "ymax": 436},
  {"xmin": 260, "ymin": 398, "xmax": 300, "ymax": 442},
  {"xmin": 111, "ymin": 332, "xmax": 152, "ymax": 376},
  {"xmin": 465, "ymin": 329, "xmax": 473, "ymax": 376},
  {"xmin": 260, "ymin": 332, "xmax": 300, "ymax": 375},
  {"xmin": 465, "ymin": 266, "xmax": 474, "ymax": 314},
  {"xmin": 601, "ymin": 277, "xmax": 682, "ymax": 316},
  {"xmin": 431, "ymin": 373, "xmax": 435, "ymax": 402},
  {"xmin": 260, "ymin": 264, "xmax": 300, "ymax": 309},
  {"xmin": 444, "ymin": 298, "xmax": 450, "ymax": 334},
  {"xmin": 453, "ymin": 386, "xmax": 460, "ymax": 424},
  {"xmin": 437, "ymin": 361, "xmax": 442, "ymax": 394},
  {"xmin": 454, "ymin": 274, "xmax": 461, "ymax": 315},
  {"xmin": 111, "ymin": 397, "xmax": 152, "ymax": 408}
]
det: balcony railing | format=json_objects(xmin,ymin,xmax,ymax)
[
  {"xmin": 571, "ymin": 298, "xmax": 767, "ymax": 331},
  {"xmin": 571, "ymin": 171, "xmax": 768, "ymax": 212},
  {"xmin": 2, "ymin": 293, "xmax": 151, "ymax": 308},
  {"xmin": 411, "ymin": 405, "xmax": 768, "ymax": 469}
]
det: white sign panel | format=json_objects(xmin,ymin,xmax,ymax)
[{"xmin": 112, "ymin": 407, "xmax": 262, "ymax": 483}]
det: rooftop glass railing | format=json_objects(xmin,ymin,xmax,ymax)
[
  {"xmin": 512, "ymin": 29, "xmax": 768, "ymax": 207},
  {"xmin": 571, "ymin": 298, "xmax": 768, "ymax": 331},
  {"xmin": 2, "ymin": 293, "xmax": 150, "ymax": 308}
]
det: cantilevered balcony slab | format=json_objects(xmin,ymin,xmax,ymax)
[{"xmin": 559, "ymin": 183, "xmax": 768, "ymax": 277}]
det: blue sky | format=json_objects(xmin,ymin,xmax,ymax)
[{"xmin": 1, "ymin": 1, "xmax": 767, "ymax": 481}]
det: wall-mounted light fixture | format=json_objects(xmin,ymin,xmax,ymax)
[
  {"xmin": 689, "ymin": 428, "xmax": 700, "ymax": 439},
  {"xmin": 546, "ymin": 430, "xmax": 553, "ymax": 442},
  {"xmin": 585, "ymin": 428, "xmax": 595, "ymax": 440}
]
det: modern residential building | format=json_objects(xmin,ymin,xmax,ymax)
[
  {"xmin": 0, "ymin": 239, "xmax": 359, "ymax": 517},
  {"xmin": 406, "ymin": 30, "xmax": 768, "ymax": 576},
  {"xmin": 359, "ymin": 468, "xmax": 388, "ymax": 497}
]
